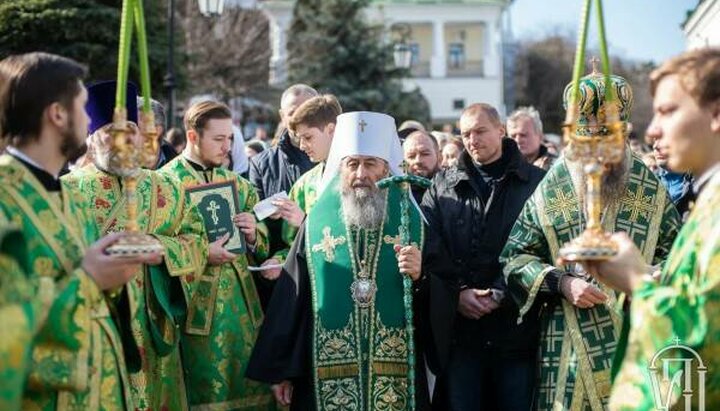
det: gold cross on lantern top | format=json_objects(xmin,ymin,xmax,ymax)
[
  {"xmin": 312, "ymin": 227, "xmax": 347, "ymax": 262},
  {"xmin": 590, "ymin": 56, "xmax": 601, "ymax": 74}
]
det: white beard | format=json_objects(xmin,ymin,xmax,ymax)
[
  {"xmin": 340, "ymin": 186, "xmax": 387, "ymax": 230},
  {"xmin": 565, "ymin": 151, "xmax": 630, "ymax": 207}
]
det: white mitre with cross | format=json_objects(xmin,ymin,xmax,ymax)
[{"xmin": 319, "ymin": 111, "xmax": 405, "ymax": 194}]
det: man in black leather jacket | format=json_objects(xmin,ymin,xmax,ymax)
[{"xmin": 422, "ymin": 103, "xmax": 545, "ymax": 411}]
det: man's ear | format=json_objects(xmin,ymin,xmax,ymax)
[
  {"xmin": 187, "ymin": 129, "xmax": 199, "ymax": 145},
  {"xmin": 45, "ymin": 102, "xmax": 68, "ymax": 129},
  {"xmin": 326, "ymin": 122, "xmax": 336, "ymax": 138},
  {"xmin": 710, "ymin": 100, "xmax": 720, "ymax": 134}
]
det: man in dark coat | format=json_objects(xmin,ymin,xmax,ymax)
[{"xmin": 422, "ymin": 103, "xmax": 545, "ymax": 410}]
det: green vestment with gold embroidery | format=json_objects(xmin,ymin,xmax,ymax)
[
  {"xmin": 609, "ymin": 169, "xmax": 720, "ymax": 410},
  {"xmin": 0, "ymin": 226, "xmax": 56, "ymax": 411},
  {"xmin": 62, "ymin": 165, "xmax": 209, "ymax": 411},
  {"xmin": 305, "ymin": 175, "xmax": 423, "ymax": 411},
  {"xmin": 274, "ymin": 163, "xmax": 325, "ymax": 263},
  {"xmin": 501, "ymin": 153, "xmax": 680, "ymax": 410},
  {"xmin": 159, "ymin": 156, "xmax": 276, "ymax": 410},
  {"xmin": 0, "ymin": 154, "xmax": 132, "ymax": 410}
]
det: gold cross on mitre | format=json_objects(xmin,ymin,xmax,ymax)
[
  {"xmin": 311, "ymin": 227, "xmax": 346, "ymax": 262},
  {"xmin": 359, "ymin": 119, "xmax": 368, "ymax": 132}
]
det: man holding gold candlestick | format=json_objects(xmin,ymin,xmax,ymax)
[
  {"xmin": 577, "ymin": 47, "xmax": 720, "ymax": 411},
  {"xmin": 63, "ymin": 80, "xmax": 209, "ymax": 411},
  {"xmin": 0, "ymin": 52, "xmax": 162, "ymax": 410},
  {"xmin": 500, "ymin": 67, "xmax": 681, "ymax": 410}
]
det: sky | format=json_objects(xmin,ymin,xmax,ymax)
[{"xmin": 509, "ymin": 0, "xmax": 699, "ymax": 63}]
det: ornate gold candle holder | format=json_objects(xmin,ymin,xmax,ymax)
[{"xmin": 105, "ymin": 108, "xmax": 164, "ymax": 257}]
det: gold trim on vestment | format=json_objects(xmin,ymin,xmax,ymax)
[
  {"xmin": 553, "ymin": 314, "xmax": 572, "ymax": 410},
  {"xmin": 89, "ymin": 319, "xmax": 103, "ymax": 410},
  {"xmin": 372, "ymin": 361, "xmax": 408, "ymax": 376},
  {"xmin": 642, "ymin": 179, "xmax": 667, "ymax": 263},
  {"xmin": 563, "ymin": 301, "xmax": 606, "ymax": 411},
  {"xmin": 568, "ymin": 378, "xmax": 585, "ymax": 411},
  {"xmin": 232, "ymin": 260, "xmax": 264, "ymax": 328},
  {"xmin": 518, "ymin": 265, "xmax": 556, "ymax": 324},
  {"xmin": 317, "ymin": 364, "xmax": 360, "ymax": 379},
  {"xmin": 100, "ymin": 174, "xmax": 128, "ymax": 234},
  {"xmin": 184, "ymin": 267, "xmax": 220, "ymax": 336}
]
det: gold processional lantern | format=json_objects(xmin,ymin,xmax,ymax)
[
  {"xmin": 557, "ymin": 0, "xmax": 634, "ymax": 262},
  {"xmin": 105, "ymin": 0, "xmax": 164, "ymax": 256}
]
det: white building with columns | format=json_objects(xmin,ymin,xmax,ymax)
[
  {"xmin": 683, "ymin": 0, "xmax": 720, "ymax": 49},
  {"xmin": 261, "ymin": 0, "xmax": 512, "ymax": 123}
]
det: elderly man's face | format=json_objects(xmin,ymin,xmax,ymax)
[
  {"xmin": 92, "ymin": 121, "xmax": 142, "ymax": 175},
  {"xmin": 340, "ymin": 155, "xmax": 389, "ymax": 194},
  {"xmin": 340, "ymin": 155, "xmax": 389, "ymax": 229},
  {"xmin": 507, "ymin": 116, "xmax": 542, "ymax": 160}
]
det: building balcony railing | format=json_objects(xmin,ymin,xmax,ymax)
[{"xmin": 446, "ymin": 59, "xmax": 484, "ymax": 77}]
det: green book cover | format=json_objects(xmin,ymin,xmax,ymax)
[{"xmin": 186, "ymin": 180, "xmax": 246, "ymax": 254}]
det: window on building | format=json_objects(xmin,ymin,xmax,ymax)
[
  {"xmin": 448, "ymin": 42, "xmax": 465, "ymax": 69},
  {"xmin": 453, "ymin": 99, "xmax": 465, "ymax": 110},
  {"xmin": 409, "ymin": 42, "xmax": 420, "ymax": 66}
]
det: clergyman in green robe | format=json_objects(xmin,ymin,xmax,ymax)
[
  {"xmin": 500, "ymin": 70, "xmax": 681, "ymax": 410},
  {"xmin": 160, "ymin": 100, "xmax": 276, "ymax": 410},
  {"xmin": 0, "ymin": 52, "xmax": 160, "ymax": 411},
  {"xmin": 577, "ymin": 48, "xmax": 720, "ymax": 411},
  {"xmin": 247, "ymin": 111, "xmax": 428, "ymax": 411},
  {"xmin": 62, "ymin": 80, "xmax": 209, "ymax": 411}
]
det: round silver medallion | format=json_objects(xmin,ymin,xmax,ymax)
[{"xmin": 351, "ymin": 279, "xmax": 377, "ymax": 308}]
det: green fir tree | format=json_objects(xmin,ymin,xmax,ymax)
[
  {"xmin": 287, "ymin": 0, "xmax": 430, "ymax": 125},
  {"xmin": 0, "ymin": 0, "xmax": 170, "ymax": 99}
]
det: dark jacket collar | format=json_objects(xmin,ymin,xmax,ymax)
[
  {"xmin": 278, "ymin": 129, "xmax": 315, "ymax": 168},
  {"xmin": 184, "ymin": 156, "xmax": 214, "ymax": 172},
  {"xmin": 8, "ymin": 151, "xmax": 62, "ymax": 192},
  {"xmin": 450, "ymin": 138, "xmax": 530, "ymax": 188},
  {"xmin": 537, "ymin": 144, "xmax": 549, "ymax": 159}
]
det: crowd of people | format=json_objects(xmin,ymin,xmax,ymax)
[{"xmin": 0, "ymin": 46, "xmax": 719, "ymax": 411}]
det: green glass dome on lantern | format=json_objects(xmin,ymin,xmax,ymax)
[{"xmin": 562, "ymin": 67, "xmax": 634, "ymax": 137}]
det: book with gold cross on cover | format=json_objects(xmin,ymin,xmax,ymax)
[{"xmin": 186, "ymin": 180, "xmax": 246, "ymax": 254}]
